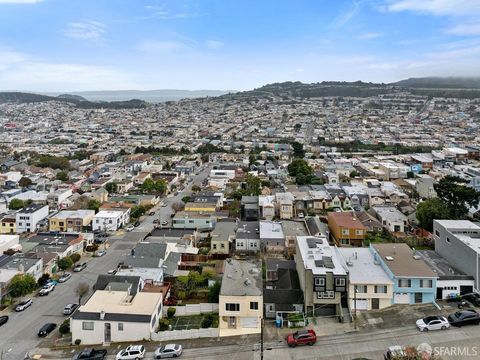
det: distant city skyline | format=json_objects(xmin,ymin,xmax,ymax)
[{"xmin": 1, "ymin": 0, "xmax": 480, "ymax": 91}]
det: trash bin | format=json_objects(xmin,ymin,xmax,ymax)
[{"xmin": 275, "ymin": 319, "xmax": 282, "ymax": 328}]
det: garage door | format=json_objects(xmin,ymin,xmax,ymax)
[
  {"xmin": 351, "ymin": 299, "xmax": 368, "ymax": 310},
  {"xmin": 240, "ymin": 317, "xmax": 259, "ymax": 328},
  {"xmin": 460, "ymin": 286, "xmax": 474, "ymax": 295},
  {"xmin": 313, "ymin": 304, "xmax": 335, "ymax": 316},
  {"xmin": 394, "ymin": 293, "xmax": 409, "ymax": 304}
]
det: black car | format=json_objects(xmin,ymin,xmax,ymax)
[
  {"xmin": 448, "ymin": 310, "xmax": 480, "ymax": 327},
  {"xmin": 462, "ymin": 293, "xmax": 480, "ymax": 306},
  {"xmin": 0, "ymin": 316, "xmax": 8, "ymax": 327},
  {"xmin": 38, "ymin": 322, "xmax": 57, "ymax": 337},
  {"xmin": 134, "ymin": 221, "xmax": 140, "ymax": 227}
]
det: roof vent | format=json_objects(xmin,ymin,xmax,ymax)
[
  {"xmin": 413, "ymin": 255, "xmax": 421, "ymax": 260},
  {"xmin": 385, "ymin": 256, "xmax": 394, "ymax": 261},
  {"xmin": 100, "ymin": 310, "xmax": 105, "ymax": 320},
  {"xmin": 244, "ymin": 278, "xmax": 252, "ymax": 286}
]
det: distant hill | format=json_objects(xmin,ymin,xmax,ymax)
[
  {"xmin": 45, "ymin": 89, "xmax": 235, "ymax": 102},
  {"xmin": 392, "ymin": 77, "xmax": 480, "ymax": 89},
  {"xmin": 0, "ymin": 91, "xmax": 148, "ymax": 109}
]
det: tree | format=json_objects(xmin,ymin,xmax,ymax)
[
  {"xmin": 287, "ymin": 158, "xmax": 316, "ymax": 185},
  {"xmin": 8, "ymin": 274, "xmax": 37, "ymax": 297},
  {"xmin": 290, "ymin": 141, "xmax": 305, "ymax": 158},
  {"xmin": 56, "ymin": 171, "xmax": 69, "ymax": 181},
  {"xmin": 171, "ymin": 202, "xmax": 185, "ymax": 212},
  {"xmin": 76, "ymin": 282, "xmax": 90, "ymax": 305},
  {"xmin": 37, "ymin": 273, "xmax": 51, "ymax": 287},
  {"xmin": 191, "ymin": 185, "xmax": 201, "ymax": 193},
  {"xmin": 59, "ymin": 319, "xmax": 70, "ymax": 336},
  {"xmin": 58, "ymin": 257, "xmax": 74, "ymax": 271},
  {"xmin": 244, "ymin": 174, "xmax": 261, "ymax": 196},
  {"xmin": 18, "ymin": 177, "xmax": 32, "ymax": 188},
  {"xmin": 349, "ymin": 170, "xmax": 360, "ymax": 178},
  {"xmin": 208, "ymin": 281, "xmax": 221, "ymax": 303},
  {"xmin": 227, "ymin": 200, "xmax": 241, "ymax": 218},
  {"xmin": 416, "ymin": 198, "xmax": 451, "ymax": 232},
  {"xmin": 167, "ymin": 307, "xmax": 176, "ymax": 318},
  {"xmin": 105, "ymin": 182, "xmax": 118, "ymax": 194},
  {"xmin": 181, "ymin": 196, "xmax": 191, "ymax": 203},
  {"xmin": 130, "ymin": 205, "xmax": 147, "ymax": 219},
  {"xmin": 434, "ymin": 175, "xmax": 480, "ymax": 219},
  {"xmin": 69, "ymin": 253, "xmax": 81, "ymax": 263},
  {"xmin": 87, "ymin": 199, "xmax": 101, "ymax": 213},
  {"xmin": 8, "ymin": 198, "xmax": 24, "ymax": 210}
]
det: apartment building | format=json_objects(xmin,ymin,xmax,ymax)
[
  {"xmin": 93, "ymin": 209, "xmax": 130, "ymax": 231},
  {"xmin": 219, "ymin": 259, "xmax": 263, "ymax": 337},
  {"xmin": 49, "ymin": 210, "xmax": 95, "ymax": 232},
  {"xmin": 15, "ymin": 204, "xmax": 49, "ymax": 233}
]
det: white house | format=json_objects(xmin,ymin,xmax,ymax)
[
  {"xmin": 0, "ymin": 234, "xmax": 20, "ymax": 253},
  {"xmin": 15, "ymin": 204, "xmax": 49, "ymax": 233},
  {"xmin": 93, "ymin": 209, "xmax": 130, "ymax": 231}
]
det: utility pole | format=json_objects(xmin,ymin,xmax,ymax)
[
  {"xmin": 260, "ymin": 316, "xmax": 264, "ymax": 360},
  {"xmin": 353, "ymin": 285, "xmax": 357, "ymax": 330}
]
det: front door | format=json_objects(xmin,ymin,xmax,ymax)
[
  {"xmin": 371, "ymin": 298, "xmax": 380, "ymax": 310},
  {"xmin": 104, "ymin": 323, "xmax": 111, "ymax": 343},
  {"xmin": 414, "ymin": 293, "xmax": 423, "ymax": 304}
]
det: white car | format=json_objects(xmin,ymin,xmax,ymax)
[
  {"xmin": 154, "ymin": 344, "xmax": 183, "ymax": 359},
  {"xmin": 15, "ymin": 298, "xmax": 33, "ymax": 312},
  {"xmin": 116, "ymin": 345, "xmax": 145, "ymax": 359},
  {"xmin": 58, "ymin": 272, "xmax": 72, "ymax": 283},
  {"xmin": 39, "ymin": 283, "xmax": 55, "ymax": 296},
  {"xmin": 416, "ymin": 315, "xmax": 450, "ymax": 331},
  {"xmin": 161, "ymin": 220, "xmax": 169, "ymax": 226},
  {"xmin": 126, "ymin": 225, "xmax": 135, "ymax": 232}
]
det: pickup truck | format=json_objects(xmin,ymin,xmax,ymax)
[{"xmin": 72, "ymin": 348, "xmax": 108, "ymax": 360}]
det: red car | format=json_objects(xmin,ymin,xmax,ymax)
[{"xmin": 286, "ymin": 329, "xmax": 317, "ymax": 347}]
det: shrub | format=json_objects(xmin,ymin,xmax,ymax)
[
  {"xmin": 58, "ymin": 257, "xmax": 74, "ymax": 270},
  {"xmin": 167, "ymin": 307, "xmax": 176, "ymax": 319},
  {"xmin": 158, "ymin": 318, "xmax": 170, "ymax": 331},
  {"xmin": 74, "ymin": 339, "xmax": 81, "ymax": 345},
  {"xmin": 59, "ymin": 319, "xmax": 70, "ymax": 336},
  {"xmin": 85, "ymin": 244, "xmax": 99, "ymax": 252},
  {"xmin": 176, "ymin": 291, "xmax": 187, "ymax": 300},
  {"xmin": 37, "ymin": 273, "xmax": 51, "ymax": 287},
  {"xmin": 201, "ymin": 314, "xmax": 214, "ymax": 328},
  {"xmin": 69, "ymin": 253, "xmax": 81, "ymax": 263},
  {"xmin": 207, "ymin": 281, "xmax": 221, "ymax": 303},
  {"xmin": 8, "ymin": 274, "xmax": 37, "ymax": 297}
]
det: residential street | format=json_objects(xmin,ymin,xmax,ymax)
[{"xmin": 0, "ymin": 164, "xmax": 213, "ymax": 360}]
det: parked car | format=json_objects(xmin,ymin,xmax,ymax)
[
  {"xmin": 154, "ymin": 344, "xmax": 183, "ymax": 359},
  {"xmin": 448, "ymin": 310, "xmax": 480, "ymax": 327},
  {"xmin": 39, "ymin": 283, "xmax": 55, "ymax": 296},
  {"xmin": 297, "ymin": 212, "xmax": 304, "ymax": 218},
  {"xmin": 115, "ymin": 345, "xmax": 146, "ymax": 359},
  {"xmin": 0, "ymin": 315, "xmax": 8, "ymax": 327},
  {"xmin": 107, "ymin": 269, "xmax": 117, "ymax": 275},
  {"xmin": 286, "ymin": 329, "xmax": 317, "ymax": 347},
  {"xmin": 72, "ymin": 348, "xmax": 108, "ymax": 360},
  {"xmin": 15, "ymin": 298, "xmax": 33, "ymax": 312},
  {"xmin": 133, "ymin": 221, "xmax": 140, "ymax": 227},
  {"xmin": 153, "ymin": 219, "xmax": 160, "ymax": 224},
  {"xmin": 63, "ymin": 303, "xmax": 79, "ymax": 315},
  {"xmin": 462, "ymin": 292, "xmax": 480, "ymax": 306},
  {"xmin": 37, "ymin": 322, "xmax": 56, "ymax": 337},
  {"xmin": 126, "ymin": 225, "xmax": 135, "ymax": 232},
  {"xmin": 161, "ymin": 203, "xmax": 167, "ymax": 207},
  {"xmin": 73, "ymin": 262, "xmax": 87, "ymax": 272},
  {"xmin": 149, "ymin": 211, "xmax": 155, "ymax": 216},
  {"xmin": 96, "ymin": 250, "xmax": 106, "ymax": 257},
  {"xmin": 58, "ymin": 272, "xmax": 72, "ymax": 283},
  {"xmin": 416, "ymin": 315, "xmax": 450, "ymax": 331},
  {"xmin": 161, "ymin": 220, "xmax": 169, "ymax": 226},
  {"xmin": 384, "ymin": 346, "xmax": 405, "ymax": 360}
]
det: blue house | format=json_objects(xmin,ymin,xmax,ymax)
[{"xmin": 369, "ymin": 243, "xmax": 437, "ymax": 305}]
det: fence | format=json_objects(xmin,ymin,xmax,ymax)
[
  {"xmin": 164, "ymin": 303, "xmax": 219, "ymax": 316},
  {"xmin": 151, "ymin": 328, "xmax": 219, "ymax": 341}
]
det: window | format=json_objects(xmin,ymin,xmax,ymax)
[
  {"xmin": 250, "ymin": 302, "xmax": 259, "ymax": 310},
  {"xmin": 375, "ymin": 285, "xmax": 387, "ymax": 294},
  {"xmin": 355, "ymin": 229, "xmax": 363, "ymax": 235},
  {"xmin": 434, "ymin": 230, "xmax": 439, "ymax": 236},
  {"xmin": 221, "ymin": 243, "xmax": 225, "ymax": 248},
  {"xmin": 225, "ymin": 303, "xmax": 240, "ymax": 312},
  {"xmin": 420, "ymin": 279, "xmax": 433, "ymax": 288},
  {"xmin": 317, "ymin": 291, "xmax": 335, "ymax": 299},
  {"xmin": 335, "ymin": 278, "xmax": 346, "ymax": 287},
  {"xmin": 341, "ymin": 239, "xmax": 349, "ymax": 245},
  {"xmin": 118, "ymin": 323, "xmax": 124, "ymax": 331},
  {"xmin": 267, "ymin": 304, "xmax": 274, "ymax": 312},
  {"xmin": 314, "ymin": 278, "xmax": 325, "ymax": 286},
  {"xmin": 398, "ymin": 279, "xmax": 411, "ymax": 288},
  {"xmin": 342, "ymin": 229, "xmax": 350, "ymax": 235},
  {"xmin": 212, "ymin": 244, "xmax": 217, "ymax": 249},
  {"xmin": 446, "ymin": 237, "xmax": 451, "ymax": 243},
  {"xmin": 82, "ymin": 322, "xmax": 94, "ymax": 330},
  {"xmin": 356, "ymin": 285, "xmax": 367, "ymax": 293}
]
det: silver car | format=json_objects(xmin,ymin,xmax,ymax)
[{"xmin": 154, "ymin": 344, "xmax": 183, "ymax": 358}]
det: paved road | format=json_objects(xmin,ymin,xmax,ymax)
[{"xmin": 0, "ymin": 164, "xmax": 213, "ymax": 360}]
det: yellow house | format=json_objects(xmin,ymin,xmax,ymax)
[
  {"xmin": 49, "ymin": 210, "xmax": 95, "ymax": 232},
  {"xmin": 184, "ymin": 202, "xmax": 217, "ymax": 213},
  {"xmin": 219, "ymin": 259, "xmax": 263, "ymax": 337},
  {"xmin": 0, "ymin": 215, "xmax": 16, "ymax": 234}
]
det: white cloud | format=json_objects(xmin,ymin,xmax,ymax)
[
  {"xmin": 137, "ymin": 40, "xmax": 189, "ymax": 53},
  {"xmin": 446, "ymin": 23, "xmax": 480, "ymax": 35},
  {"xmin": 332, "ymin": 0, "xmax": 363, "ymax": 28},
  {"xmin": 357, "ymin": 32, "xmax": 382, "ymax": 40},
  {"xmin": 385, "ymin": 0, "xmax": 480, "ymax": 16},
  {"xmin": 0, "ymin": 0, "xmax": 43, "ymax": 3},
  {"xmin": 64, "ymin": 20, "xmax": 107, "ymax": 41},
  {"xmin": 205, "ymin": 40, "xmax": 224, "ymax": 49}
]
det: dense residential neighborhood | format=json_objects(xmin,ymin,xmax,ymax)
[{"xmin": 0, "ymin": 85, "xmax": 479, "ymax": 360}]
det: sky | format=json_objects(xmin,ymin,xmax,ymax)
[{"xmin": 0, "ymin": 0, "xmax": 480, "ymax": 91}]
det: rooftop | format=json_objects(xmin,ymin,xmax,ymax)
[
  {"xmin": 259, "ymin": 221, "xmax": 284, "ymax": 239},
  {"xmin": 417, "ymin": 250, "xmax": 473, "ymax": 280},
  {"xmin": 220, "ymin": 259, "xmax": 262, "ymax": 297},
  {"xmin": 338, "ymin": 248, "xmax": 393, "ymax": 285},
  {"xmin": 296, "ymin": 236, "xmax": 347, "ymax": 276},
  {"xmin": 328, "ymin": 211, "xmax": 367, "ymax": 230}
]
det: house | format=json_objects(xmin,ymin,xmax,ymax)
[
  {"xmin": 27, "ymin": 232, "xmax": 84, "ymax": 258},
  {"xmin": 275, "ymin": 192, "xmax": 294, "ymax": 219},
  {"xmin": 295, "ymin": 236, "xmax": 348, "ymax": 318},
  {"xmin": 433, "ymin": 220, "xmax": 480, "ymax": 291},
  {"xmin": 415, "ymin": 175, "xmax": 437, "ymax": 199},
  {"xmin": 47, "ymin": 188, "xmax": 73, "ymax": 209},
  {"xmin": 93, "ymin": 209, "xmax": 130, "ymax": 231},
  {"xmin": 353, "ymin": 211, "xmax": 383, "ymax": 233},
  {"xmin": 71, "ymin": 275, "xmax": 163, "ymax": 345},
  {"xmin": 371, "ymin": 205, "xmax": 408, "ymax": 234},
  {"xmin": 241, "ymin": 196, "xmax": 259, "ymax": 221},
  {"xmin": 219, "ymin": 259, "xmax": 263, "ymax": 337},
  {"xmin": 264, "ymin": 259, "xmax": 304, "ymax": 322},
  {"xmin": 370, "ymin": 243, "xmax": 437, "ymax": 304},
  {"xmin": 0, "ymin": 213, "xmax": 16, "ymax": 234},
  {"xmin": 0, "ymin": 253, "xmax": 43, "ymax": 280},
  {"xmin": 172, "ymin": 211, "xmax": 215, "ymax": 231},
  {"xmin": 49, "ymin": 210, "xmax": 95, "ymax": 232},
  {"xmin": 338, "ymin": 248, "xmax": 394, "ymax": 311},
  {"xmin": 0, "ymin": 268, "xmax": 20, "ymax": 301},
  {"xmin": 15, "ymin": 204, "xmax": 49, "ymax": 233},
  {"xmin": 327, "ymin": 212, "xmax": 367, "ymax": 247},
  {"xmin": 210, "ymin": 221, "xmax": 236, "ymax": 254},
  {"xmin": 259, "ymin": 221, "xmax": 285, "ymax": 253},
  {"xmin": 184, "ymin": 202, "xmax": 217, "ymax": 213},
  {"xmin": 235, "ymin": 221, "xmax": 260, "ymax": 252},
  {"xmin": 258, "ymin": 195, "xmax": 275, "ymax": 220},
  {"xmin": 0, "ymin": 234, "xmax": 20, "ymax": 253},
  {"xmin": 120, "ymin": 243, "xmax": 167, "ymax": 283}
]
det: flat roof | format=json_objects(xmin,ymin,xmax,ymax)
[
  {"xmin": 372, "ymin": 243, "xmax": 437, "ymax": 278},
  {"xmin": 338, "ymin": 248, "xmax": 393, "ymax": 285},
  {"xmin": 52, "ymin": 210, "xmax": 95, "ymax": 219},
  {"xmin": 259, "ymin": 221, "xmax": 284, "ymax": 239},
  {"xmin": 220, "ymin": 259, "xmax": 262, "ymax": 297},
  {"xmin": 417, "ymin": 250, "xmax": 473, "ymax": 280},
  {"xmin": 296, "ymin": 236, "xmax": 347, "ymax": 276},
  {"xmin": 94, "ymin": 209, "xmax": 126, "ymax": 218}
]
